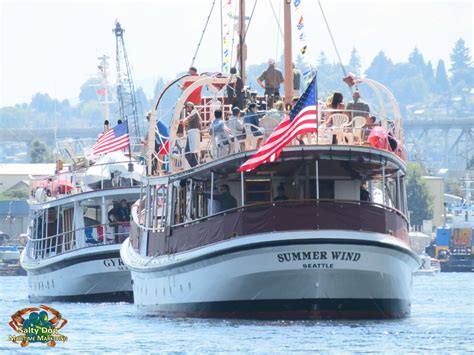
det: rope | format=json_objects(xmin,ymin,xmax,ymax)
[
  {"xmin": 190, "ymin": 0, "xmax": 217, "ymax": 68},
  {"xmin": 268, "ymin": 0, "xmax": 284, "ymax": 39},
  {"xmin": 229, "ymin": 0, "xmax": 238, "ymax": 65},
  {"xmin": 317, "ymin": 0, "xmax": 348, "ymax": 79}
]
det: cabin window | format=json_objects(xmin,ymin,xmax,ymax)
[
  {"xmin": 61, "ymin": 207, "xmax": 74, "ymax": 252},
  {"xmin": 83, "ymin": 206, "xmax": 103, "ymax": 244},
  {"xmin": 309, "ymin": 179, "xmax": 335, "ymax": 199},
  {"xmin": 245, "ymin": 180, "xmax": 272, "ymax": 203}
]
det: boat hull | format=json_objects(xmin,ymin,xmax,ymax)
[
  {"xmin": 21, "ymin": 245, "xmax": 133, "ymax": 303},
  {"xmin": 123, "ymin": 230, "xmax": 419, "ymax": 319}
]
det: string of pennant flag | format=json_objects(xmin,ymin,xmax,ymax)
[{"xmin": 293, "ymin": 0, "xmax": 313, "ymax": 84}]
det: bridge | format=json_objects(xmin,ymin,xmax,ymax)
[
  {"xmin": 403, "ymin": 116, "xmax": 474, "ymax": 171},
  {"xmin": 0, "ymin": 127, "xmax": 101, "ymax": 143},
  {"xmin": 1, "ymin": 117, "xmax": 473, "ymax": 171}
]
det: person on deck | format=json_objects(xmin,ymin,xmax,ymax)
[
  {"xmin": 227, "ymin": 67, "xmax": 244, "ymax": 110},
  {"xmin": 180, "ymin": 66, "xmax": 202, "ymax": 105},
  {"xmin": 227, "ymin": 106, "xmax": 245, "ymax": 141},
  {"xmin": 209, "ymin": 109, "xmax": 229, "ymax": 156},
  {"xmin": 274, "ymin": 185, "xmax": 289, "ymax": 201},
  {"xmin": 292, "ymin": 63, "xmax": 301, "ymax": 98},
  {"xmin": 346, "ymin": 90, "xmax": 370, "ymax": 119},
  {"xmin": 257, "ymin": 58, "xmax": 284, "ymax": 108},
  {"xmin": 244, "ymin": 103, "xmax": 264, "ymax": 149},
  {"xmin": 182, "ymin": 102, "xmax": 201, "ymax": 167},
  {"xmin": 203, "ymin": 184, "xmax": 237, "ymax": 212}
]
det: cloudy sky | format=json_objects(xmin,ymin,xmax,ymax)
[{"xmin": 1, "ymin": 0, "xmax": 472, "ymax": 107}]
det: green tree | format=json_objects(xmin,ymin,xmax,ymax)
[
  {"xmin": 30, "ymin": 93, "xmax": 54, "ymax": 113},
  {"xmin": 0, "ymin": 187, "xmax": 29, "ymax": 200},
  {"xmin": 406, "ymin": 162, "xmax": 434, "ymax": 227},
  {"xmin": 317, "ymin": 51, "xmax": 328, "ymax": 66},
  {"xmin": 434, "ymin": 59, "xmax": 450, "ymax": 94},
  {"xmin": 348, "ymin": 47, "xmax": 361, "ymax": 75},
  {"xmin": 450, "ymin": 38, "xmax": 473, "ymax": 90},
  {"xmin": 408, "ymin": 47, "xmax": 425, "ymax": 69},
  {"xmin": 365, "ymin": 51, "xmax": 393, "ymax": 84},
  {"xmin": 79, "ymin": 77, "xmax": 102, "ymax": 104},
  {"xmin": 29, "ymin": 139, "xmax": 53, "ymax": 163}
]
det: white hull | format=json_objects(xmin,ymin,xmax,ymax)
[
  {"xmin": 122, "ymin": 230, "xmax": 419, "ymax": 318},
  {"xmin": 21, "ymin": 244, "xmax": 132, "ymax": 302}
]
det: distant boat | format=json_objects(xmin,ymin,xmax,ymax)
[{"xmin": 21, "ymin": 152, "xmax": 142, "ymax": 301}]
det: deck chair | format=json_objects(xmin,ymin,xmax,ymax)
[
  {"xmin": 328, "ymin": 113, "xmax": 348, "ymax": 144},
  {"xmin": 243, "ymin": 123, "xmax": 264, "ymax": 150},
  {"xmin": 344, "ymin": 116, "xmax": 367, "ymax": 144},
  {"xmin": 259, "ymin": 115, "xmax": 279, "ymax": 139}
]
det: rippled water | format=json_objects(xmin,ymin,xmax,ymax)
[{"xmin": 1, "ymin": 274, "xmax": 473, "ymax": 353}]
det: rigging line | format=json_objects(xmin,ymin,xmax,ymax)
[
  {"xmin": 271, "ymin": 0, "xmax": 282, "ymax": 66},
  {"xmin": 229, "ymin": 0, "xmax": 239, "ymax": 66},
  {"xmin": 317, "ymin": 0, "xmax": 348, "ymax": 79},
  {"xmin": 190, "ymin": 0, "xmax": 217, "ymax": 68},
  {"xmin": 268, "ymin": 0, "xmax": 284, "ymax": 40},
  {"xmin": 220, "ymin": 0, "xmax": 224, "ymax": 72}
]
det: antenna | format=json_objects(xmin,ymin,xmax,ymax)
[{"xmin": 113, "ymin": 20, "xmax": 141, "ymax": 148}]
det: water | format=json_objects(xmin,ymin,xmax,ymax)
[{"xmin": 1, "ymin": 274, "xmax": 473, "ymax": 353}]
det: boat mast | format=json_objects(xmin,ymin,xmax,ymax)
[
  {"xmin": 283, "ymin": 0, "xmax": 293, "ymax": 106},
  {"xmin": 238, "ymin": 0, "xmax": 246, "ymax": 84}
]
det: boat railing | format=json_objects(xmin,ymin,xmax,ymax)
[
  {"xmin": 134, "ymin": 199, "xmax": 410, "ymax": 256},
  {"xmin": 29, "ymin": 159, "xmax": 141, "ymax": 203},
  {"xmin": 172, "ymin": 198, "xmax": 408, "ymax": 229},
  {"xmin": 132, "ymin": 198, "xmax": 408, "ymax": 239},
  {"xmin": 155, "ymin": 108, "xmax": 404, "ymax": 175},
  {"xmin": 24, "ymin": 221, "xmax": 131, "ymax": 261}
]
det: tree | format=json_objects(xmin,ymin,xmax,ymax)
[
  {"xmin": 348, "ymin": 48, "xmax": 361, "ymax": 75},
  {"xmin": 450, "ymin": 38, "xmax": 473, "ymax": 89},
  {"xmin": 408, "ymin": 47, "xmax": 425, "ymax": 70},
  {"xmin": 365, "ymin": 51, "xmax": 393, "ymax": 84},
  {"xmin": 317, "ymin": 51, "xmax": 328, "ymax": 66},
  {"xmin": 30, "ymin": 93, "xmax": 54, "ymax": 113},
  {"xmin": 79, "ymin": 77, "xmax": 102, "ymax": 104},
  {"xmin": 434, "ymin": 59, "xmax": 450, "ymax": 94},
  {"xmin": 29, "ymin": 139, "xmax": 53, "ymax": 163},
  {"xmin": 406, "ymin": 162, "xmax": 434, "ymax": 227},
  {"xmin": 0, "ymin": 188, "xmax": 29, "ymax": 200}
]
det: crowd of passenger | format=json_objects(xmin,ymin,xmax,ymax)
[{"xmin": 148, "ymin": 62, "xmax": 400, "ymax": 174}]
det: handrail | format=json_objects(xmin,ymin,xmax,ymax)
[
  {"xmin": 132, "ymin": 198, "xmax": 408, "ymax": 233},
  {"xmin": 153, "ymin": 107, "xmax": 403, "ymax": 175},
  {"xmin": 24, "ymin": 220, "xmax": 131, "ymax": 262}
]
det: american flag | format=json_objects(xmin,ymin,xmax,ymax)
[
  {"xmin": 237, "ymin": 75, "xmax": 317, "ymax": 172},
  {"xmin": 92, "ymin": 120, "xmax": 130, "ymax": 155}
]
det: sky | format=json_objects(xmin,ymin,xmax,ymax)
[{"xmin": 1, "ymin": 0, "xmax": 472, "ymax": 107}]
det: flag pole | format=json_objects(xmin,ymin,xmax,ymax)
[{"xmin": 126, "ymin": 119, "xmax": 133, "ymax": 173}]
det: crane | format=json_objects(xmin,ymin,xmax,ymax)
[{"xmin": 113, "ymin": 20, "xmax": 141, "ymax": 148}]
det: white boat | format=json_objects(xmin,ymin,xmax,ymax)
[
  {"xmin": 414, "ymin": 252, "xmax": 440, "ymax": 276},
  {"xmin": 21, "ymin": 56, "xmax": 144, "ymax": 302},
  {"xmin": 121, "ymin": 1, "xmax": 419, "ymax": 319},
  {"xmin": 21, "ymin": 153, "xmax": 143, "ymax": 302}
]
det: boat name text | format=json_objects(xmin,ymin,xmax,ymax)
[{"xmin": 277, "ymin": 251, "xmax": 361, "ymax": 263}]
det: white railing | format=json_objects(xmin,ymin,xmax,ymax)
[
  {"xmin": 25, "ymin": 222, "xmax": 131, "ymax": 261},
  {"xmin": 151, "ymin": 108, "xmax": 404, "ymax": 175},
  {"xmin": 29, "ymin": 159, "xmax": 141, "ymax": 204}
]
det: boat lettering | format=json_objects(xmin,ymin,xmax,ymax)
[
  {"xmin": 303, "ymin": 263, "xmax": 333, "ymax": 269},
  {"xmin": 103, "ymin": 258, "xmax": 125, "ymax": 267},
  {"xmin": 277, "ymin": 251, "xmax": 361, "ymax": 263}
]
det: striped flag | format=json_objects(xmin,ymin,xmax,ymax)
[
  {"xmin": 92, "ymin": 120, "xmax": 130, "ymax": 155},
  {"xmin": 237, "ymin": 75, "xmax": 317, "ymax": 172}
]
